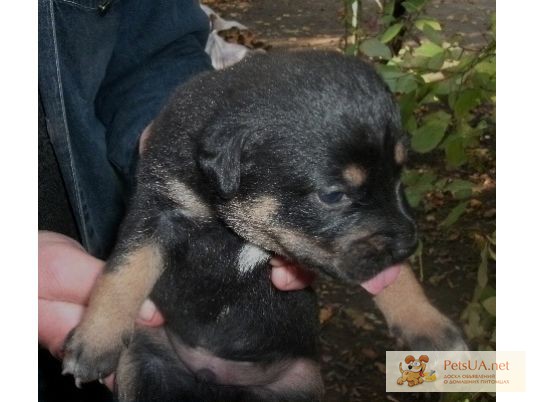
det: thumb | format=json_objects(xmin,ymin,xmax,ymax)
[{"xmin": 136, "ymin": 299, "xmax": 165, "ymax": 327}]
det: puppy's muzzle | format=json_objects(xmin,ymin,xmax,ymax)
[{"xmin": 334, "ymin": 226, "xmax": 417, "ymax": 282}]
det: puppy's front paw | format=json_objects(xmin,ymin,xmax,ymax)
[
  {"xmin": 399, "ymin": 320, "xmax": 468, "ymax": 351},
  {"xmin": 62, "ymin": 324, "xmax": 129, "ymax": 386},
  {"xmin": 390, "ymin": 306, "xmax": 468, "ymax": 351}
]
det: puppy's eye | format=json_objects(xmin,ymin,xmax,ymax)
[{"xmin": 318, "ymin": 191, "xmax": 348, "ymax": 205}]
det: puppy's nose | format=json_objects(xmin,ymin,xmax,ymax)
[{"xmin": 392, "ymin": 234, "xmax": 418, "ymax": 261}]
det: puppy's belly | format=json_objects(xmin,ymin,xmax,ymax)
[{"xmin": 165, "ymin": 328, "xmax": 321, "ymax": 391}]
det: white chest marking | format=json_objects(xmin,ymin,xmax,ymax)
[{"xmin": 237, "ymin": 243, "xmax": 270, "ymax": 274}]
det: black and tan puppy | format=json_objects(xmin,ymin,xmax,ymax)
[{"xmin": 62, "ymin": 51, "xmax": 466, "ymax": 401}]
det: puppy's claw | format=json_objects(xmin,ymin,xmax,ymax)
[
  {"xmin": 75, "ymin": 377, "xmax": 83, "ymax": 389},
  {"xmin": 62, "ymin": 325, "xmax": 125, "ymax": 384}
]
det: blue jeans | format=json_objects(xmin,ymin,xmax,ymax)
[{"xmin": 38, "ymin": 0, "xmax": 212, "ymax": 258}]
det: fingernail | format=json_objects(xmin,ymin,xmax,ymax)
[
  {"xmin": 271, "ymin": 267, "xmax": 288, "ymax": 286},
  {"xmin": 139, "ymin": 300, "xmax": 157, "ymax": 322},
  {"xmin": 284, "ymin": 265, "xmax": 297, "ymax": 286}
]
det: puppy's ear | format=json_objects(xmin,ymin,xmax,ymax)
[
  {"xmin": 405, "ymin": 355, "xmax": 415, "ymax": 364},
  {"xmin": 419, "ymin": 355, "xmax": 429, "ymax": 363},
  {"xmin": 198, "ymin": 125, "xmax": 245, "ymax": 199}
]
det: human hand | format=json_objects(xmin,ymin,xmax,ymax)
[
  {"xmin": 38, "ymin": 231, "xmax": 165, "ymax": 389},
  {"xmin": 270, "ymin": 257, "xmax": 315, "ymax": 290}
]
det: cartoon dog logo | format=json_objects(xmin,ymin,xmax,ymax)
[{"xmin": 397, "ymin": 355, "xmax": 436, "ymax": 386}]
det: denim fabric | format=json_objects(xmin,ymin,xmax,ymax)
[{"xmin": 38, "ymin": 0, "xmax": 212, "ymax": 258}]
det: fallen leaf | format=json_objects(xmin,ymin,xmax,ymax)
[{"xmin": 319, "ymin": 305, "xmax": 335, "ymax": 324}]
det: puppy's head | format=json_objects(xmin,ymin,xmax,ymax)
[
  {"xmin": 199, "ymin": 52, "xmax": 417, "ymax": 285},
  {"xmin": 403, "ymin": 355, "xmax": 428, "ymax": 373}
]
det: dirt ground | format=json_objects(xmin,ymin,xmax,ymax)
[
  {"xmin": 204, "ymin": 1, "xmax": 496, "ymax": 401},
  {"xmin": 206, "ymin": 0, "xmax": 494, "ymax": 50}
]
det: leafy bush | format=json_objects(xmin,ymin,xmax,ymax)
[{"xmin": 343, "ymin": 0, "xmax": 495, "ymax": 222}]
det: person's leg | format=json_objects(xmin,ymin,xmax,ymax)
[
  {"xmin": 39, "ymin": 0, "xmax": 125, "ymax": 259},
  {"xmin": 38, "ymin": 93, "xmax": 79, "ymax": 239}
]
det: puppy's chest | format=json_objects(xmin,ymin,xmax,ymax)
[{"xmin": 148, "ymin": 224, "xmax": 319, "ymax": 358}]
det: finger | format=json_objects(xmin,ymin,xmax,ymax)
[
  {"xmin": 136, "ymin": 299, "xmax": 165, "ymax": 327},
  {"xmin": 38, "ymin": 299, "xmax": 84, "ymax": 359},
  {"xmin": 271, "ymin": 265, "xmax": 316, "ymax": 291},
  {"xmin": 103, "ymin": 374, "xmax": 115, "ymax": 390},
  {"xmin": 139, "ymin": 122, "xmax": 153, "ymax": 154},
  {"xmin": 38, "ymin": 231, "xmax": 86, "ymax": 250},
  {"xmin": 39, "ymin": 242, "xmax": 104, "ymax": 305}
]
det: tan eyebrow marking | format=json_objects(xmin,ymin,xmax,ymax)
[
  {"xmin": 343, "ymin": 164, "xmax": 367, "ymax": 186},
  {"xmin": 394, "ymin": 141, "xmax": 407, "ymax": 165}
]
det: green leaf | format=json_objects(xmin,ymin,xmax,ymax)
[
  {"xmin": 411, "ymin": 124, "xmax": 445, "ymax": 153},
  {"xmin": 454, "ymin": 89, "xmax": 481, "ymax": 119},
  {"xmin": 381, "ymin": 14, "xmax": 396, "ymax": 26},
  {"xmin": 410, "ymin": 111, "xmax": 451, "ymax": 153},
  {"xmin": 376, "ymin": 65, "xmax": 406, "ymax": 92},
  {"xmin": 359, "ymin": 38, "xmax": 392, "ymax": 59},
  {"xmin": 384, "ymin": 0, "xmax": 395, "ymax": 16},
  {"xmin": 471, "ymin": 71, "xmax": 496, "ymax": 92},
  {"xmin": 474, "ymin": 58, "xmax": 496, "ymax": 76},
  {"xmin": 399, "ymin": 93, "xmax": 418, "ymax": 127},
  {"xmin": 396, "ymin": 74, "xmax": 420, "ymax": 93},
  {"xmin": 432, "ymin": 77, "xmax": 457, "ymax": 96},
  {"xmin": 414, "ymin": 41, "xmax": 444, "ymax": 58},
  {"xmin": 415, "ymin": 17, "xmax": 442, "ymax": 31},
  {"xmin": 444, "ymin": 136, "xmax": 467, "ymax": 167},
  {"xmin": 467, "ymin": 308, "xmax": 484, "ymax": 338},
  {"xmin": 444, "ymin": 179, "xmax": 473, "ymax": 199},
  {"xmin": 381, "ymin": 22, "xmax": 404, "ymax": 43},
  {"xmin": 402, "ymin": 0, "xmax": 427, "ymax": 13},
  {"xmin": 448, "ymin": 54, "xmax": 476, "ymax": 73},
  {"xmin": 423, "ymin": 24, "xmax": 444, "ymax": 46},
  {"xmin": 479, "ymin": 285, "xmax": 496, "ymax": 301},
  {"xmin": 376, "ymin": 64, "xmax": 406, "ymax": 79},
  {"xmin": 481, "ymin": 297, "xmax": 496, "ymax": 316},
  {"xmin": 403, "ymin": 114, "xmax": 417, "ymax": 133},
  {"xmin": 440, "ymin": 200, "xmax": 468, "ymax": 227},
  {"xmin": 448, "ymin": 46, "xmax": 464, "ymax": 60},
  {"xmin": 477, "ymin": 244, "xmax": 489, "ymax": 288},
  {"xmin": 427, "ymin": 51, "xmax": 445, "ymax": 70},
  {"xmin": 402, "ymin": 169, "xmax": 437, "ymax": 207},
  {"xmin": 434, "ymin": 178, "xmax": 448, "ymax": 189}
]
